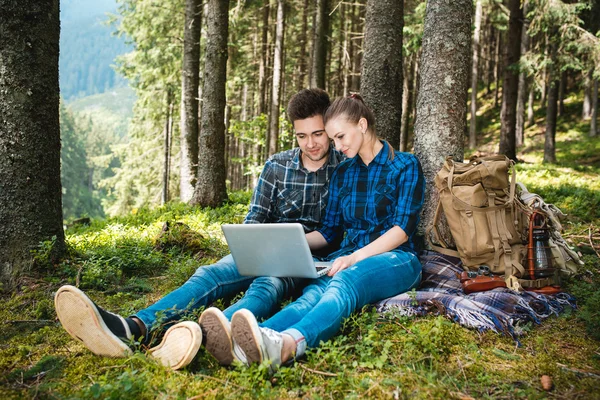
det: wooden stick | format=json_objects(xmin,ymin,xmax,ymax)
[
  {"xmin": 4, "ymin": 320, "xmax": 54, "ymax": 325},
  {"xmin": 557, "ymin": 363, "xmax": 600, "ymax": 379},
  {"xmin": 589, "ymin": 225, "xmax": 600, "ymax": 258},
  {"xmin": 298, "ymin": 363, "xmax": 338, "ymax": 377}
]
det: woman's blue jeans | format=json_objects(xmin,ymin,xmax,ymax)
[
  {"xmin": 261, "ymin": 250, "xmax": 421, "ymax": 351},
  {"xmin": 134, "ymin": 254, "xmax": 300, "ymax": 332}
]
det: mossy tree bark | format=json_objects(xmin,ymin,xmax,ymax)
[
  {"xmin": 179, "ymin": 0, "xmax": 202, "ymax": 202},
  {"xmin": 413, "ymin": 0, "xmax": 471, "ymax": 242},
  {"xmin": 190, "ymin": 0, "xmax": 228, "ymax": 207},
  {"xmin": 360, "ymin": 0, "xmax": 404, "ymax": 150},
  {"xmin": 0, "ymin": 0, "xmax": 65, "ymax": 290}
]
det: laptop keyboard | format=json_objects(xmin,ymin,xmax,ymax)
[{"xmin": 315, "ymin": 262, "xmax": 333, "ymax": 276}]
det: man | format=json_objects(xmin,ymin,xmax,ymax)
[{"xmin": 54, "ymin": 88, "xmax": 343, "ymax": 370}]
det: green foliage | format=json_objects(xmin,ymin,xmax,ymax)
[
  {"xmin": 61, "ymin": 103, "xmax": 104, "ymax": 221},
  {"xmin": 97, "ymin": 0, "xmax": 184, "ymax": 216}
]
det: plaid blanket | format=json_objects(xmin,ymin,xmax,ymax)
[{"xmin": 375, "ymin": 251, "xmax": 577, "ymax": 342}]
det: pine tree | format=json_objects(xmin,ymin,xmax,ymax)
[
  {"xmin": 361, "ymin": 0, "xmax": 404, "ymax": 149},
  {"xmin": 190, "ymin": 0, "xmax": 229, "ymax": 207}
]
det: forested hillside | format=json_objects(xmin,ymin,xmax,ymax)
[{"xmin": 59, "ymin": 0, "xmax": 130, "ymax": 101}]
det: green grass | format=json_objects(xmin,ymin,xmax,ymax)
[{"xmin": 1, "ymin": 93, "xmax": 599, "ymax": 399}]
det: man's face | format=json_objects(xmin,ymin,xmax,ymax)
[{"xmin": 293, "ymin": 115, "xmax": 330, "ymax": 165}]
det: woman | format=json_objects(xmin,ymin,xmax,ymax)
[{"xmin": 230, "ymin": 94, "xmax": 425, "ymax": 371}]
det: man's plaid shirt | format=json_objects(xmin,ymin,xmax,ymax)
[
  {"xmin": 245, "ymin": 147, "xmax": 344, "ymax": 232},
  {"xmin": 318, "ymin": 142, "xmax": 425, "ymax": 258}
]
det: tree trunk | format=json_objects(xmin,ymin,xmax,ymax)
[
  {"xmin": 351, "ymin": 4, "xmax": 365, "ymax": 92},
  {"xmin": 583, "ymin": 68, "xmax": 593, "ymax": 120},
  {"xmin": 335, "ymin": 2, "xmax": 346, "ymax": 97},
  {"xmin": 360, "ymin": 0, "xmax": 403, "ymax": 150},
  {"xmin": 296, "ymin": 0, "xmax": 309, "ymax": 91},
  {"xmin": 400, "ymin": 53, "xmax": 415, "ymax": 152},
  {"xmin": 591, "ymin": 79, "xmax": 598, "ymax": 137},
  {"xmin": 268, "ymin": 0, "xmax": 284, "ymax": 156},
  {"xmin": 498, "ymin": 0, "xmax": 522, "ymax": 161},
  {"xmin": 543, "ymin": 78, "xmax": 558, "ymax": 164},
  {"xmin": 179, "ymin": 0, "xmax": 202, "ymax": 202},
  {"xmin": 414, "ymin": 0, "xmax": 471, "ymax": 241},
  {"xmin": 527, "ymin": 83, "xmax": 535, "ymax": 126},
  {"xmin": 558, "ymin": 70, "xmax": 566, "ymax": 116},
  {"xmin": 310, "ymin": 0, "xmax": 329, "ymax": 89},
  {"xmin": 190, "ymin": 0, "xmax": 228, "ymax": 207},
  {"xmin": 485, "ymin": 19, "xmax": 493, "ymax": 94},
  {"xmin": 345, "ymin": 3, "xmax": 357, "ymax": 93},
  {"xmin": 515, "ymin": 0, "xmax": 530, "ymax": 147},
  {"xmin": 162, "ymin": 91, "xmax": 173, "ymax": 205},
  {"xmin": 0, "ymin": 0, "xmax": 65, "ymax": 289},
  {"xmin": 540, "ymin": 35, "xmax": 548, "ymax": 108},
  {"xmin": 494, "ymin": 29, "xmax": 501, "ymax": 109},
  {"xmin": 469, "ymin": 0, "xmax": 483, "ymax": 149},
  {"xmin": 258, "ymin": 3, "xmax": 270, "ymax": 115}
]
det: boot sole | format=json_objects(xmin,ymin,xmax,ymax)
[
  {"xmin": 199, "ymin": 308, "xmax": 234, "ymax": 365},
  {"xmin": 231, "ymin": 310, "xmax": 264, "ymax": 364},
  {"xmin": 54, "ymin": 285, "xmax": 132, "ymax": 358},
  {"xmin": 148, "ymin": 321, "xmax": 202, "ymax": 370}
]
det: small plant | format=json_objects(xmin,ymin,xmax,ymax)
[{"xmin": 31, "ymin": 235, "xmax": 58, "ymax": 268}]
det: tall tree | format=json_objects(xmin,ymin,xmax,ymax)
[
  {"xmin": 296, "ymin": 0, "xmax": 309, "ymax": 91},
  {"xmin": 414, "ymin": 0, "xmax": 471, "ymax": 239},
  {"xmin": 190, "ymin": 0, "xmax": 229, "ymax": 207},
  {"xmin": 0, "ymin": 0, "xmax": 65, "ymax": 288},
  {"xmin": 582, "ymin": 68, "xmax": 593, "ymax": 119},
  {"xmin": 469, "ymin": 0, "xmax": 483, "ymax": 149},
  {"xmin": 258, "ymin": 3, "xmax": 270, "ymax": 115},
  {"xmin": 180, "ymin": 0, "xmax": 202, "ymax": 202},
  {"xmin": 498, "ymin": 0, "xmax": 523, "ymax": 161},
  {"xmin": 311, "ymin": 0, "xmax": 329, "ymax": 89},
  {"xmin": 162, "ymin": 91, "xmax": 174, "ymax": 205},
  {"xmin": 515, "ymin": 0, "xmax": 530, "ymax": 147},
  {"xmin": 361, "ymin": 0, "xmax": 404, "ymax": 150},
  {"xmin": 268, "ymin": 0, "xmax": 284, "ymax": 156},
  {"xmin": 543, "ymin": 35, "xmax": 559, "ymax": 164},
  {"xmin": 400, "ymin": 54, "xmax": 415, "ymax": 151},
  {"xmin": 591, "ymin": 79, "xmax": 598, "ymax": 137}
]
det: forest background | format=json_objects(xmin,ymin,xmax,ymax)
[
  {"xmin": 56, "ymin": 0, "xmax": 600, "ymax": 221},
  {"xmin": 1, "ymin": 0, "xmax": 600, "ymax": 398}
]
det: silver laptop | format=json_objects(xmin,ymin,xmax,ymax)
[{"xmin": 221, "ymin": 223, "xmax": 333, "ymax": 278}]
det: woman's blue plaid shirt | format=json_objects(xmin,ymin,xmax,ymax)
[{"xmin": 318, "ymin": 141, "xmax": 425, "ymax": 258}]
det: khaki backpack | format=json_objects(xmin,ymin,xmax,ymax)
[{"xmin": 427, "ymin": 155, "xmax": 560, "ymax": 290}]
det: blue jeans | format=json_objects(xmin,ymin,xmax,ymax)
[
  {"xmin": 261, "ymin": 250, "xmax": 421, "ymax": 352},
  {"xmin": 134, "ymin": 254, "xmax": 301, "ymax": 332}
]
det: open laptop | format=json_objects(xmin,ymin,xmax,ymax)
[{"xmin": 221, "ymin": 223, "xmax": 333, "ymax": 278}]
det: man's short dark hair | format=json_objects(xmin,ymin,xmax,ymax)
[{"xmin": 287, "ymin": 88, "xmax": 330, "ymax": 123}]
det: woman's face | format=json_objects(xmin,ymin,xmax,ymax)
[{"xmin": 324, "ymin": 116, "xmax": 367, "ymax": 158}]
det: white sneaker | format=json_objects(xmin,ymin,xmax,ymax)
[
  {"xmin": 199, "ymin": 307, "xmax": 248, "ymax": 366},
  {"xmin": 148, "ymin": 321, "xmax": 202, "ymax": 370},
  {"xmin": 231, "ymin": 309, "xmax": 283, "ymax": 373}
]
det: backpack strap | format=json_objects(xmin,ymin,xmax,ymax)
[{"xmin": 427, "ymin": 199, "xmax": 463, "ymax": 259}]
